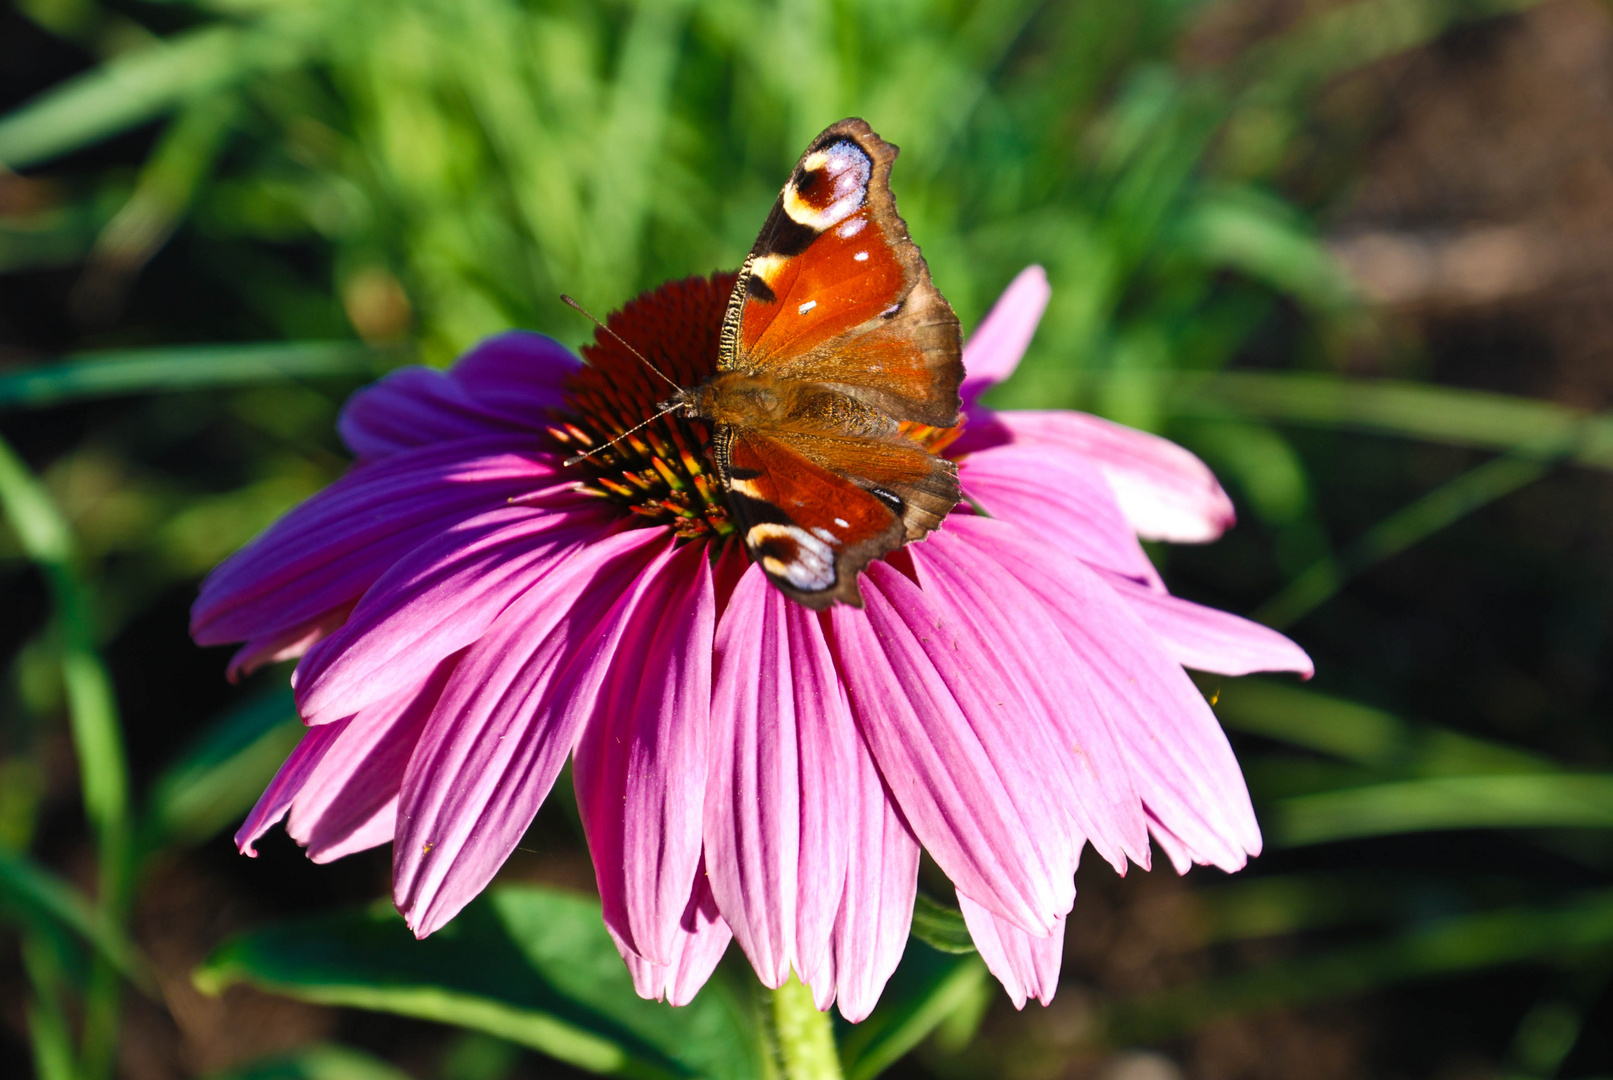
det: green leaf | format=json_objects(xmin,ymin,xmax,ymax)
[
  {"xmin": 1270, "ymin": 773, "xmax": 1613, "ymax": 846},
  {"xmin": 142, "ymin": 689, "xmax": 303, "ymax": 850},
  {"xmin": 0, "ymin": 342, "xmax": 406, "ymax": 413},
  {"xmin": 195, "ymin": 885, "xmax": 761, "ymax": 1080},
  {"xmin": 837, "ymin": 943, "xmax": 989, "ymax": 1080},
  {"xmin": 907, "ymin": 893, "xmax": 975, "ymax": 955},
  {"xmin": 202, "ymin": 1042, "xmax": 415, "ymax": 1080}
]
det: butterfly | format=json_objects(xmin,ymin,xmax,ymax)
[{"xmin": 667, "ymin": 118, "xmax": 965, "ymax": 609}]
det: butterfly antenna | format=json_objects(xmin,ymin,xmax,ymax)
[
  {"xmin": 561, "ymin": 294, "xmax": 682, "ymax": 393},
  {"xmin": 563, "ymin": 401, "xmax": 683, "ymax": 467}
]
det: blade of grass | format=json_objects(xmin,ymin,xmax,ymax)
[
  {"xmin": 81, "ymin": 93, "xmax": 241, "ymax": 287},
  {"xmin": 0, "ymin": 848, "xmax": 149, "ymax": 987},
  {"xmin": 0, "ymin": 341, "xmax": 408, "ymax": 412},
  {"xmin": 1155, "ymin": 371, "xmax": 1613, "ymax": 469},
  {"xmin": 1255, "ymin": 450, "xmax": 1556, "ymax": 627},
  {"xmin": 1270, "ymin": 773, "xmax": 1613, "ymax": 847},
  {"xmin": 0, "ymin": 433, "xmax": 132, "ymax": 1080},
  {"xmin": 142, "ymin": 690, "xmax": 302, "ymax": 850},
  {"xmin": 1097, "ymin": 885, "xmax": 1613, "ymax": 1045},
  {"xmin": 0, "ymin": 20, "xmax": 317, "ymax": 171},
  {"xmin": 21, "ymin": 934, "xmax": 77, "ymax": 1080},
  {"xmin": 838, "ymin": 948, "xmax": 990, "ymax": 1080},
  {"xmin": 1241, "ymin": 0, "xmax": 1546, "ymax": 104},
  {"xmin": 1216, "ymin": 679, "xmax": 1552, "ymax": 776},
  {"xmin": 909, "ymin": 893, "xmax": 977, "ymax": 956}
]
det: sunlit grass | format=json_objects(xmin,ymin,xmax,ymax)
[{"xmin": 1, "ymin": 0, "xmax": 1604, "ymax": 1076}]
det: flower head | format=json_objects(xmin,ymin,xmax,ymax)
[{"xmin": 192, "ymin": 266, "xmax": 1310, "ymax": 1016}]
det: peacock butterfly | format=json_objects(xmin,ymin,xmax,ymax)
[{"xmin": 666, "ymin": 118, "xmax": 965, "ymax": 609}]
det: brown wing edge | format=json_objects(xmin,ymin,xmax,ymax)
[
  {"xmin": 813, "ymin": 448, "xmax": 960, "ymax": 609},
  {"xmin": 721, "ymin": 119, "xmax": 965, "ymax": 430},
  {"xmin": 834, "ymin": 119, "xmax": 964, "ymax": 428}
]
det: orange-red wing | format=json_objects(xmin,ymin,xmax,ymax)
[
  {"xmin": 719, "ymin": 118, "xmax": 964, "ymax": 428},
  {"xmin": 722, "ymin": 427, "xmax": 907, "ymax": 610},
  {"xmin": 759, "ymin": 423, "xmax": 960, "ymax": 543}
]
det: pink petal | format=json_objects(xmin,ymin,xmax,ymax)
[
  {"xmin": 338, "ymin": 332, "xmax": 579, "ymax": 460},
  {"xmin": 959, "ymin": 444, "xmax": 1163, "ymax": 588},
  {"xmin": 958, "ymin": 893, "xmax": 1064, "ymax": 1009},
  {"xmin": 704, "ymin": 566, "xmax": 856, "ymax": 989},
  {"xmin": 392, "ymin": 527, "xmax": 670, "ymax": 936},
  {"xmin": 820, "ymin": 742, "xmax": 921, "ymax": 1023},
  {"xmin": 1102, "ymin": 572, "xmax": 1313, "ymax": 678},
  {"xmin": 286, "ymin": 662, "xmax": 454, "ymax": 862},
  {"xmin": 226, "ymin": 606, "xmax": 353, "ymax": 681},
  {"xmin": 958, "ymin": 410, "xmax": 1235, "ymax": 543},
  {"xmin": 911, "ymin": 534, "xmax": 1150, "ymax": 874},
  {"xmin": 1146, "ymin": 807, "xmax": 1196, "ymax": 875},
  {"xmin": 193, "ymin": 439, "xmax": 557, "ymax": 647},
  {"xmin": 293, "ymin": 496, "xmax": 618, "ymax": 724},
  {"xmin": 612, "ymin": 862, "xmax": 733, "ymax": 1007},
  {"xmin": 310, "ymin": 797, "xmax": 397, "ymax": 864},
  {"xmin": 960, "ymin": 266, "xmax": 1050, "ymax": 401},
  {"xmin": 235, "ymin": 720, "xmax": 346, "ymax": 857},
  {"xmin": 574, "ymin": 543, "xmax": 716, "ymax": 965},
  {"xmin": 828, "ymin": 562, "xmax": 1076, "ymax": 936},
  {"xmin": 949, "ymin": 516, "xmax": 1261, "ymax": 872}
]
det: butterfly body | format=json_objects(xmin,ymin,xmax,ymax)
[{"xmin": 669, "ymin": 118, "xmax": 965, "ymax": 610}]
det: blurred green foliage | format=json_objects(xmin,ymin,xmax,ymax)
[{"xmin": 3, "ymin": 0, "xmax": 1611, "ymax": 1078}]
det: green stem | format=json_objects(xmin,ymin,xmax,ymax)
[
  {"xmin": 0, "ymin": 434, "xmax": 133, "ymax": 1080},
  {"xmin": 770, "ymin": 977, "xmax": 842, "ymax": 1080}
]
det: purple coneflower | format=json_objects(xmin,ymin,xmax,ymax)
[{"xmin": 192, "ymin": 266, "xmax": 1310, "ymax": 1016}]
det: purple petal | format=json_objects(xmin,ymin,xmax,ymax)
[
  {"xmin": 1101, "ymin": 572, "xmax": 1313, "ymax": 677},
  {"xmin": 338, "ymin": 369, "xmax": 525, "ymax": 461},
  {"xmin": 235, "ymin": 720, "xmax": 346, "ymax": 857},
  {"xmin": 704, "ymin": 566, "xmax": 856, "ymax": 989},
  {"xmin": 293, "ymin": 496, "xmax": 618, "ymax": 724},
  {"xmin": 193, "ymin": 439, "xmax": 558, "ymax": 648},
  {"xmin": 912, "ymin": 534, "xmax": 1150, "ymax": 874},
  {"xmin": 958, "ymin": 892, "xmax": 1064, "ymax": 1009},
  {"xmin": 948, "ymin": 516, "xmax": 1260, "ymax": 872},
  {"xmin": 574, "ymin": 542, "xmax": 716, "ymax": 965},
  {"xmin": 960, "ymin": 266, "xmax": 1050, "ymax": 402},
  {"xmin": 956, "ymin": 410, "xmax": 1235, "ymax": 543},
  {"xmin": 612, "ymin": 862, "xmax": 733, "ymax": 1006},
  {"xmin": 226, "ymin": 606, "xmax": 352, "ymax": 681},
  {"xmin": 286, "ymin": 661, "xmax": 454, "ymax": 862},
  {"xmin": 311, "ymin": 797, "xmax": 397, "ymax": 864},
  {"xmin": 821, "ymin": 742, "xmax": 920, "ymax": 1023},
  {"xmin": 338, "ymin": 333, "xmax": 580, "ymax": 460},
  {"xmin": 828, "ymin": 563, "xmax": 1076, "ymax": 935},
  {"xmin": 959, "ymin": 444, "xmax": 1163, "ymax": 588},
  {"xmin": 451, "ymin": 332, "xmax": 581, "ymax": 420},
  {"xmin": 392, "ymin": 527, "xmax": 670, "ymax": 936}
]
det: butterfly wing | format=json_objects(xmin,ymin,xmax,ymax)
[
  {"xmin": 719, "ymin": 118, "xmax": 964, "ymax": 428},
  {"xmin": 722, "ymin": 422, "xmax": 959, "ymax": 609}
]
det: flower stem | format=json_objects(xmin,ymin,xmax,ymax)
[{"xmin": 770, "ymin": 976, "xmax": 842, "ymax": 1080}]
